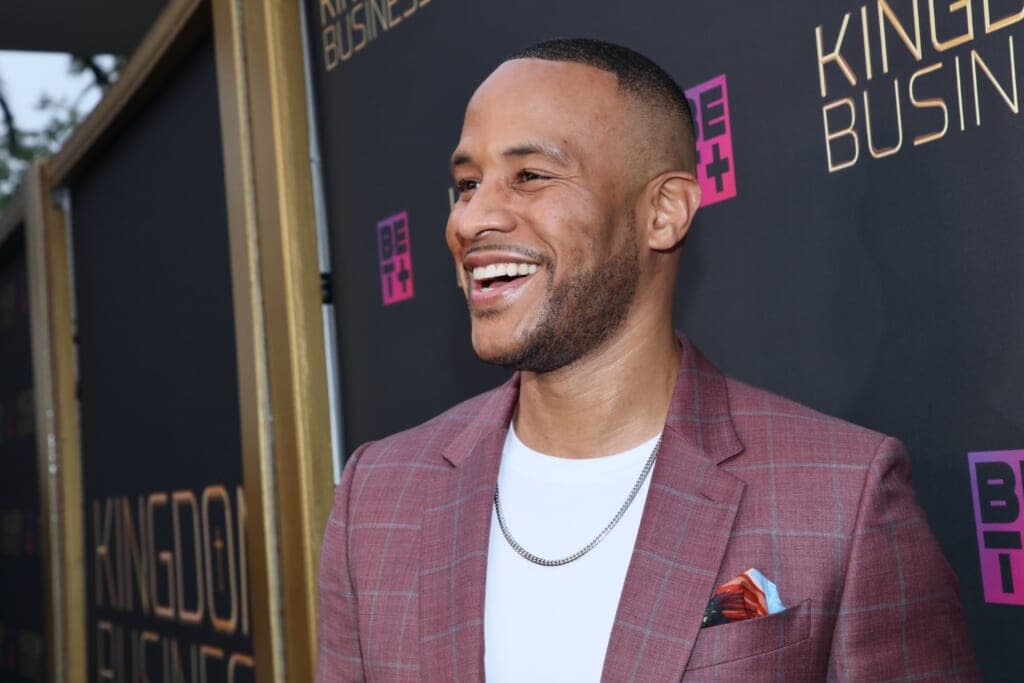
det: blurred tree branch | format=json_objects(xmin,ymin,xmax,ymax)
[{"xmin": 0, "ymin": 55, "xmax": 122, "ymax": 213}]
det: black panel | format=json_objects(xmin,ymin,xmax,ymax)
[
  {"xmin": 304, "ymin": 1, "xmax": 1024, "ymax": 678},
  {"xmin": 71, "ymin": 35, "xmax": 253, "ymax": 682},
  {"xmin": 0, "ymin": 0, "xmax": 169, "ymax": 54},
  {"xmin": 0, "ymin": 228, "xmax": 47, "ymax": 682}
]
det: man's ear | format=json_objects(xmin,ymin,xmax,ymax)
[{"xmin": 644, "ymin": 171, "xmax": 701, "ymax": 251}]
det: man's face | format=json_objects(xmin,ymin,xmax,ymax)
[{"xmin": 446, "ymin": 59, "xmax": 642, "ymax": 372}]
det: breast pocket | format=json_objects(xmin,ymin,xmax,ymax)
[{"xmin": 686, "ymin": 598, "xmax": 811, "ymax": 671}]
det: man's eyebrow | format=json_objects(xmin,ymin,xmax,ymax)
[
  {"xmin": 449, "ymin": 142, "xmax": 572, "ymax": 171},
  {"xmin": 450, "ymin": 150, "xmax": 472, "ymax": 169},
  {"xmin": 502, "ymin": 142, "xmax": 570, "ymax": 165}
]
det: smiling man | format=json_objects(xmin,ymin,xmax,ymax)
[{"xmin": 316, "ymin": 39, "xmax": 977, "ymax": 681}]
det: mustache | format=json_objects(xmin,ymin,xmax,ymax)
[{"xmin": 463, "ymin": 244, "xmax": 551, "ymax": 266}]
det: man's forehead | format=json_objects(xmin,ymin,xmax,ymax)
[
  {"xmin": 457, "ymin": 59, "xmax": 625, "ymax": 156},
  {"xmin": 469, "ymin": 58, "xmax": 620, "ymax": 110}
]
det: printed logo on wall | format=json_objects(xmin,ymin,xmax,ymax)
[
  {"xmin": 377, "ymin": 210, "xmax": 415, "ymax": 305},
  {"xmin": 318, "ymin": 0, "xmax": 434, "ymax": 70},
  {"xmin": 815, "ymin": 3, "xmax": 1024, "ymax": 172},
  {"xmin": 969, "ymin": 450, "xmax": 1024, "ymax": 605},
  {"xmin": 91, "ymin": 485, "xmax": 254, "ymax": 676},
  {"xmin": 685, "ymin": 74, "xmax": 737, "ymax": 207}
]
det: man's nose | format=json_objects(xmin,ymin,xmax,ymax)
[{"xmin": 451, "ymin": 181, "xmax": 516, "ymax": 242}]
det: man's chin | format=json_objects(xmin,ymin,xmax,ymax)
[
  {"xmin": 471, "ymin": 336, "xmax": 518, "ymax": 368},
  {"xmin": 470, "ymin": 322, "xmax": 531, "ymax": 367},
  {"xmin": 471, "ymin": 327, "xmax": 574, "ymax": 374}
]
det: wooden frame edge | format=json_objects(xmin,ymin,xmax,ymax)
[
  {"xmin": 25, "ymin": 160, "xmax": 87, "ymax": 682},
  {"xmin": 240, "ymin": 0, "xmax": 336, "ymax": 676},
  {"xmin": 212, "ymin": 0, "xmax": 335, "ymax": 680},
  {"xmin": 211, "ymin": 0, "xmax": 286, "ymax": 678}
]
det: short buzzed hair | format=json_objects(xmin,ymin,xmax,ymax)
[{"xmin": 505, "ymin": 38, "xmax": 697, "ymax": 170}]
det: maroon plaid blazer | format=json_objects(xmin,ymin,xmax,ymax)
[{"xmin": 316, "ymin": 336, "xmax": 978, "ymax": 681}]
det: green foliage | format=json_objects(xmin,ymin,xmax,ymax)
[{"xmin": 0, "ymin": 55, "xmax": 120, "ymax": 213}]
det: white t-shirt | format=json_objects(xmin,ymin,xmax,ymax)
[{"xmin": 484, "ymin": 425, "xmax": 660, "ymax": 682}]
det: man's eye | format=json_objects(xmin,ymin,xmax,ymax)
[
  {"xmin": 516, "ymin": 170, "xmax": 546, "ymax": 183},
  {"xmin": 456, "ymin": 179, "xmax": 478, "ymax": 195}
]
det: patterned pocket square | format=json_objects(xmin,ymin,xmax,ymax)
[{"xmin": 701, "ymin": 568, "xmax": 785, "ymax": 628}]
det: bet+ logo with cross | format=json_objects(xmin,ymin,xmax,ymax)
[
  {"xmin": 685, "ymin": 74, "xmax": 737, "ymax": 207},
  {"xmin": 376, "ymin": 210, "xmax": 415, "ymax": 306}
]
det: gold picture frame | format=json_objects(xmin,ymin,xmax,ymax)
[
  {"xmin": 0, "ymin": 162, "xmax": 85, "ymax": 681},
  {"xmin": 43, "ymin": 0, "xmax": 334, "ymax": 680}
]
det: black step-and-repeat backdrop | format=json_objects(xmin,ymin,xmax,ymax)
[
  {"xmin": 0, "ymin": 228, "xmax": 45, "ymax": 682},
  {"xmin": 304, "ymin": 0, "xmax": 1023, "ymax": 678},
  {"xmin": 68, "ymin": 35, "xmax": 253, "ymax": 682}
]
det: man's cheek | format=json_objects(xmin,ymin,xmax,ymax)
[
  {"xmin": 443, "ymin": 224, "xmax": 459, "ymax": 257},
  {"xmin": 453, "ymin": 258, "xmax": 467, "ymax": 293}
]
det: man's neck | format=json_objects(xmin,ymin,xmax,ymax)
[{"xmin": 513, "ymin": 322, "xmax": 680, "ymax": 459}]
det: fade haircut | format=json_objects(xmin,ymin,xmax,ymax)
[{"xmin": 505, "ymin": 38, "xmax": 697, "ymax": 170}]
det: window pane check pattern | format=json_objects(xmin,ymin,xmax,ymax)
[{"xmin": 315, "ymin": 335, "xmax": 978, "ymax": 682}]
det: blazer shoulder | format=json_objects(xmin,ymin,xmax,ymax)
[{"xmin": 724, "ymin": 376, "xmax": 892, "ymax": 467}]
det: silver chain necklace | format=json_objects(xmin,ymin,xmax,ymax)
[{"xmin": 493, "ymin": 435, "xmax": 661, "ymax": 567}]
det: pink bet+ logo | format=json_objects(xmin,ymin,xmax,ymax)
[
  {"xmin": 376, "ymin": 210, "xmax": 415, "ymax": 306},
  {"xmin": 969, "ymin": 450, "xmax": 1024, "ymax": 605},
  {"xmin": 685, "ymin": 74, "xmax": 737, "ymax": 207}
]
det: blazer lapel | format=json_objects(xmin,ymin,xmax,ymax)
[
  {"xmin": 419, "ymin": 377, "xmax": 517, "ymax": 682},
  {"xmin": 602, "ymin": 337, "xmax": 746, "ymax": 682}
]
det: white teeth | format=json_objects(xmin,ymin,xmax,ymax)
[{"xmin": 470, "ymin": 262, "xmax": 540, "ymax": 281}]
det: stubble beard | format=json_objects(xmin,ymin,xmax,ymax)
[{"xmin": 474, "ymin": 230, "xmax": 640, "ymax": 374}]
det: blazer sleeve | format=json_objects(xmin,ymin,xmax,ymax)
[
  {"xmin": 826, "ymin": 437, "xmax": 979, "ymax": 681},
  {"xmin": 315, "ymin": 443, "xmax": 372, "ymax": 683}
]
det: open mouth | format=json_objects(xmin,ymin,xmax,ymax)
[{"xmin": 472, "ymin": 262, "xmax": 539, "ymax": 293}]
